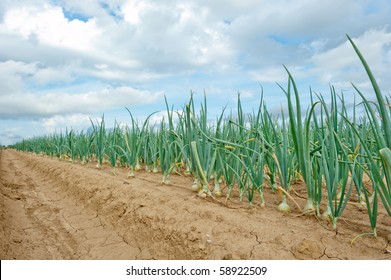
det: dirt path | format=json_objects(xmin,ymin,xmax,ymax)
[
  {"xmin": 0, "ymin": 149, "xmax": 390, "ymax": 260},
  {"xmin": 0, "ymin": 149, "xmax": 139, "ymax": 259}
]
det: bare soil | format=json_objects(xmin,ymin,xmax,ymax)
[{"xmin": 0, "ymin": 149, "xmax": 390, "ymax": 260}]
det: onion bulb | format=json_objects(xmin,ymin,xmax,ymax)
[
  {"xmin": 191, "ymin": 178, "xmax": 201, "ymax": 192},
  {"xmin": 213, "ymin": 181, "xmax": 222, "ymax": 197},
  {"xmin": 277, "ymin": 195, "xmax": 291, "ymax": 212},
  {"xmin": 197, "ymin": 189, "xmax": 207, "ymax": 198}
]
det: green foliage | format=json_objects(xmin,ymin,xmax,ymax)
[{"xmin": 12, "ymin": 35, "xmax": 391, "ymax": 234}]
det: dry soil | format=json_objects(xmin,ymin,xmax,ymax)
[{"xmin": 1, "ymin": 149, "xmax": 390, "ymax": 260}]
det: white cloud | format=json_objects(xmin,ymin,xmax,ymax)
[
  {"xmin": 33, "ymin": 60, "xmax": 82, "ymax": 85},
  {"xmin": 0, "ymin": 86, "xmax": 164, "ymax": 118},
  {"xmin": 122, "ymin": 0, "xmax": 152, "ymax": 25},
  {"xmin": 107, "ymin": 0, "xmax": 234, "ymax": 72},
  {"xmin": 0, "ymin": 60, "xmax": 36, "ymax": 94},
  {"xmin": 0, "ymin": 126, "xmax": 23, "ymax": 146},
  {"xmin": 149, "ymin": 110, "xmax": 181, "ymax": 125},
  {"xmin": 310, "ymin": 28, "xmax": 391, "ymax": 90},
  {"xmin": 250, "ymin": 67, "xmax": 289, "ymax": 84},
  {"xmin": 2, "ymin": 4, "xmax": 102, "ymax": 52},
  {"xmin": 41, "ymin": 113, "xmax": 91, "ymax": 132}
]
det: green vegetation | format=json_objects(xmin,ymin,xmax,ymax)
[{"xmin": 11, "ymin": 35, "xmax": 391, "ymax": 235}]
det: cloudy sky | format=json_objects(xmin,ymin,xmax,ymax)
[{"xmin": 1, "ymin": 0, "xmax": 391, "ymax": 145}]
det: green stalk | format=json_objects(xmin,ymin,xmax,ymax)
[
  {"xmin": 90, "ymin": 115, "xmax": 106, "ymax": 169},
  {"xmin": 107, "ymin": 121, "xmax": 120, "ymax": 175},
  {"xmin": 269, "ymin": 109, "xmax": 296, "ymax": 212},
  {"xmin": 218, "ymin": 146, "xmax": 237, "ymax": 201},
  {"xmin": 317, "ymin": 88, "xmax": 354, "ymax": 229},
  {"xmin": 346, "ymin": 34, "xmax": 391, "ymax": 220},
  {"xmin": 158, "ymin": 120, "xmax": 173, "ymax": 184},
  {"xmin": 379, "ymin": 147, "xmax": 391, "ymax": 200},
  {"xmin": 76, "ymin": 130, "xmax": 95, "ymax": 165},
  {"xmin": 121, "ymin": 109, "xmax": 156, "ymax": 178},
  {"xmin": 243, "ymin": 140, "xmax": 266, "ymax": 206},
  {"xmin": 347, "ymin": 34, "xmax": 391, "ymax": 149},
  {"xmin": 279, "ymin": 70, "xmax": 319, "ymax": 212},
  {"xmin": 190, "ymin": 141, "xmax": 212, "ymax": 195}
]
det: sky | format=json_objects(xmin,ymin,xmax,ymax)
[{"xmin": 1, "ymin": 0, "xmax": 391, "ymax": 145}]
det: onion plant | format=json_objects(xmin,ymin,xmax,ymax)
[
  {"xmin": 106, "ymin": 121, "xmax": 121, "ymax": 175},
  {"xmin": 149, "ymin": 127, "xmax": 160, "ymax": 173},
  {"xmin": 190, "ymin": 140, "xmax": 216, "ymax": 196},
  {"xmin": 261, "ymin": 107, "xmax": 278, "ymax": 191},
  {"xmin": 210, "ymin": 108, "xmax": 228, "ymax": 196},
  {"xmin": 189, "ymin": 95, "xmax": 218, "ymax": 196},
  {"xmin": 242, "ymin": 139, "xmax": 266, "ymax": 206},
  {"xmin": 142, "ymin": 128, "xmax": 153, "ymax": 172},
  {"xmin": 90, "ymin": 115, "xmax": 106, "ymax": 169},
  {"xmin": 64, "ymin": 128, "xmax": 77, "ymax": 162},
  {"xmin": 269, "ymin": 109, "xmax": 296, "ymax": 212},
  {"xmin": 318, "ymin": 89, "xmax": 353, "ymax": 229},
  {"xmin": 345, "ymin": 35, "xmax": 391, "ymax": 234},
  {"xmin": 158, "ymin": 119, "xmax": 177, "ymax": 184},
  {"xmin": 215, "ymin": 129, "xmax": 240, "ymax": 201},
  {"xmin": 76, "ymin": 129, "xmax": 95, "ymax": 165},
  {"xmin": 344, "ymin": 96, "xmax": 368, "ymax": 206},
  {"xmin": 120, "ymin": 109, "xmax": 154, "ymax": 178},
  {"xmin": 54, "ymin": 132, "xmax": 66, "ymax": 160},
  {"xmin": 279, "ymin": 71, "xmax": 319, "ymax": 212}
]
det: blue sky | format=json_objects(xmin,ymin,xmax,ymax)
[{"xmin": 1, "ymin": 0, "xmax": 391, "ymax": 145}]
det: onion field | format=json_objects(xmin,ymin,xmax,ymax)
[{"xmin": 11, "ymin": 35, "xmax": 391, "ymax": 238}]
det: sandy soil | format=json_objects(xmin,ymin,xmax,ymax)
[{"xmin": 0, "ymin": 149, "xmax": 390, "ymax": 260}]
